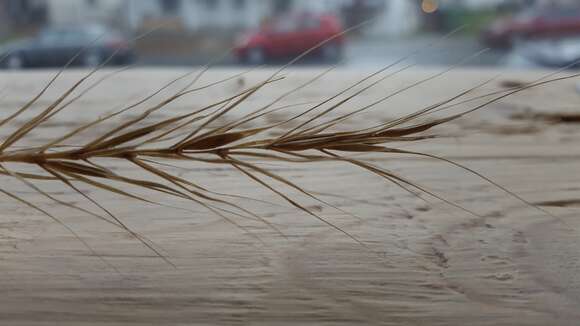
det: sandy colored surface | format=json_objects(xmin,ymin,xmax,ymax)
[{"xmin": 0, "ymin": 67, "xmax": 579, "ymax": 325}]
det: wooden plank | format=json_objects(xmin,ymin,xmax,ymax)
[{"xmin": 0, "ymin": 69, "xmax": 579, "ymax": 325}]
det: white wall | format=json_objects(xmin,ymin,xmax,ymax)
[
  {"xmin": 125, "ymin": 0, "xmax": 272, "ymax": 31},
  {"xmin": 125, "ymin": 0, "xmax": 160, "ymax": 30},
  {"xmin": 179, "ymin": 0, "xmax": 270, "ymax": 31},
  {"xmin": 289, "ymin": 0, "xmax": 345, "ymax": 14},
  {"xmin": 46, "ymin": 0, "xmax": 123, "ymax": 26},
  {"xmin": 439, "ymin": 0, "xmax": 508, "ymax": 10},
  {"xmin": 366, "ymin": 0, "xmax": 420, "ymax": 37},
  {"xmin": 47, "ymin": 0, "xmax": 419, "ymax": 36}
]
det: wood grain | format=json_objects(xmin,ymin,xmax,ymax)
[{"xmin": 0, "ymin": 68, "xmax": 579, "ymax": 325}]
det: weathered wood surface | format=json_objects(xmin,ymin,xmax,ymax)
[{"xmin": 0, "ymin": 68, "xmax": 579, "ymax": 325}]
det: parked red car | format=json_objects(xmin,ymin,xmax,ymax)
[
  {"xmin": 482, "ymin": 7, "xmax": 580, "ymax": 49},
  {"xmin": 234, "ymin": 13, "xmax": 345, "ymax": 64}
]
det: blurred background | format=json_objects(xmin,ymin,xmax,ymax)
[{"xmin": 1, "ymin": 0, "xmax": 580, "ymax": 69}]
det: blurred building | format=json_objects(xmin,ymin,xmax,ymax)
[
  {"xmin": 439, "ymin": 0, "xmax": 509, "ymax": 9},
  {"xmin": 125, "ymin": 0, "xmax": 270, "ymax": 32},
  {"xmin": 0, "ymin": 0, "xmax": 47, "ymax": 33},
  {"xmin": 46, "ymin": 0, "xmax": 124, "ymax": 27},
  {"xmin": 126, "ymin": 0, "xmax": 419, "ymax": 36},
  {"xmin": 439, "ymin": 0, "xmax": 579, "ymax": 10},
  {"xmin": 534, "ymin": 0, "xmax": 579, "ymax": 7},
  {"xmin": 10, "ymin": 0, "xmax": 419, "ymax": 37},
  {"xmin": 364, "ymin": 0, "xmax": 420, "ymax": 37},
  {"xmin": 43, "ymin": 0, "xmax": 334, "ymax": 32}
]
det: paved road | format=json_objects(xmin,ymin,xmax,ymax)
[
  {"xmin": 135, "ymin": 34, "xmax": 509, "ymax": 68},
  {"xmin": 135, "ymin": 34, "xmax": 555, "ymax": 70},
  {"xmin": 344, "ymin": 35, "xmax": 507, "ymax": 68}
]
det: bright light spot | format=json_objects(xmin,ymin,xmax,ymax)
[{"xmin": 422, "ymin": 0, "xmax": 439, "ymax": 14}]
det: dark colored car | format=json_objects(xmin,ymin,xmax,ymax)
[
  {"xmin": 234, "ymin": 13, "xmax": 345, "ymax": 64},
  {"xmin": 0, "ymin": 25, "xmax": 135, "ymax": 69},
  {"xmin": 482, "ymin": 7, "xmax": 580, "ymax": 49}
]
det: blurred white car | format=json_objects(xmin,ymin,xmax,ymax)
[{"xmin": 507, "ymin": 36, "xmax": 580, "ymax": 68}]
